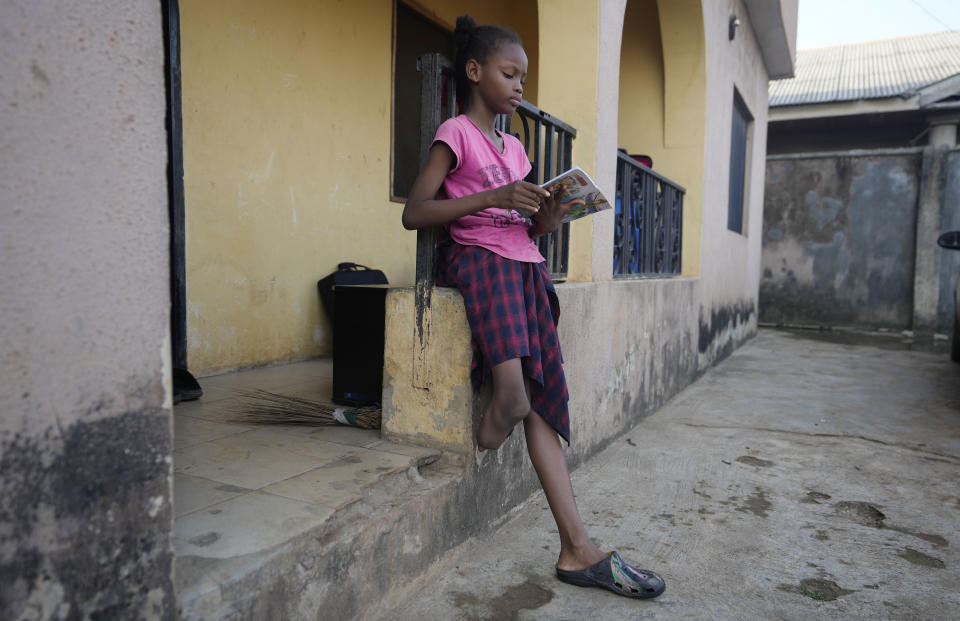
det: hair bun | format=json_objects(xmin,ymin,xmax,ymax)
[
  {"xmin": 454, "ymin": 14, "xmax": 477, "ymax": 49},
  {"xmin": 455, "ymin": 14, "xmax": 478, "ymax": 34}
]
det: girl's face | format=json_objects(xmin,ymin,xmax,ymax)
[{"xmin": 471, "ymin": 41, "xmax": 528, "ymax": 114}]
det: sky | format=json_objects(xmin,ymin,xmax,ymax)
[{"xmin": 797, "ymin": 0, "xmax": 960, "ymax": 49}]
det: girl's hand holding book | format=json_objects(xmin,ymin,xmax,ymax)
[
  {"xmin": 529, "ymin": 190, "xmax": 584, "ymax": 238},
  {"xmin": 490, "ymin": 181, "xmax": 549, "ymax": 217}
]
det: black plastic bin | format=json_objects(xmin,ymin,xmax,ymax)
[{"xmin": 332, "ymin": 284, "xmax": 390, "ymax": 406}]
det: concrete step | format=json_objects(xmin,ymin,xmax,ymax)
[
  {"xmin": 173, "ymin": 411, "xmax": 558, "ymax": 620},
  {"xmin": 175, "ymin": 441, "xmax": 456, "ymax": 620},
  {"xmin": 171, "ymin": 357, "xmax": 490, "ymax": 620}
]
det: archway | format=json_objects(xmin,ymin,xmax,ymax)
[{"xmin": 618, "ymin": 0, "xmax": 706, "ymax": 277}]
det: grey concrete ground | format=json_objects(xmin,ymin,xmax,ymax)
[{"xmin": 392, "ymin": 329, "xmax": 960, "ymax": 620}]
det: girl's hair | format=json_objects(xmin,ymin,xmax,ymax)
[{"xmin": 454, "ymin": 14, "xmax": 522, "ymax": 105}]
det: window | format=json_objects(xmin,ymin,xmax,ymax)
[
  {"xmin": 392, "ymin": 3, "xmax": 454, "ymax": 199},
  {"xmin": 728, "ymin": 89, "xmax": 753, "ymax": 233}
]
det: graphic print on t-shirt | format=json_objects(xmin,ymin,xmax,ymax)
[
  {"xmin": 491, "ymin": 213, "xmax": 512, "ymax": 228},
  {"xmin": 477, "ymin": 164, "xmax": 516, "ymax": 188},
  {"xmin": 476, "ymin": 164, "xmax": 526, "ymax": 226}
]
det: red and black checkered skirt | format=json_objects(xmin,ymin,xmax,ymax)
[{"xmin": 436, "ymin": 239, "xmax": 570, "ymax": 443}]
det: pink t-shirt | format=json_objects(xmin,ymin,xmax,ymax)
[{"xmin": 433, "ymin": 115, "xmax": 544, "ymax": 263}]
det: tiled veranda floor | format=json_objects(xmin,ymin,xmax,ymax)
[{"xmin": 172, "ymin": 358, "xmax": 440, "ymax": 561}]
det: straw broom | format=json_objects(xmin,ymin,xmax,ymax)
[{"xmin": 230, "ymin": 389, "xmax": 381, "ymax": 429}]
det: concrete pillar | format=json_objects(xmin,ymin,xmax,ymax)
[
  {"xmin": 538, "ymin": 0, "xmax": 602, "ymax": 282},
  {"xmin": 928, "ymin": 114, "xmax": 959, "ymax": 147},
  {"xmin": 0, "ymin": 1, "xmax": 174, "ymax": 618},
  {"xmin": 914, "ymin": 114, "xmax": 959, "ymax": 334},
  {"xmin": 382, "ymin": 287, "xmax": 478, "ymax": 457},
  {"xmin": 591, "ymin": 0, "xmax": 627, "ymax": 282},
  {"xmin": 913, "ymin": 143, "xmax": 950, "ymax": 334}
]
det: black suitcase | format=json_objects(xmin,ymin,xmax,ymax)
[
  {"xmin": 317, "ymin": 263, "xmax": 389, "ymax": 407},
  {"xmin": 317, "ymin": 262, "xmax": 388, "ymax": 323}
]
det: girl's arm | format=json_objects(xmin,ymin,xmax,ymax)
[
  {"xmin": 528, "ymin": 189, "xmax": 584, "ymax": 238},
  {"xmin": 402, "ymin": 142, "xmax": 549, "ymax": 230}
]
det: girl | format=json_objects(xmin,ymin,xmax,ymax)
[{"xmin": 402, "ymin": 14, "xmax": 665, "ymax": 600}]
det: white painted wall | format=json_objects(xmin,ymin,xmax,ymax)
[
  {"xmin": 1, "ymin": 1, "xmax": 172, "ymax": 433},
  {"xmin": 697, "ymin": 0, "xmax": 773, "ymax": 366},
  {"xmin": 0, "ymin": 1, "xmax": 174, "ymax": 617}
]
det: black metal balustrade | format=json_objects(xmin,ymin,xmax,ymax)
[
  {"xmin": 497, "ymin": 102, "xmax": 575, "ymax": 280},
  {"xmin": 613, "ymin": 151, "xmax": 685, "ymax": 277}
]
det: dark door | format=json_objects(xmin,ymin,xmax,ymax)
[{"xmin": 163, "ymin": 0, "xmax": 187, "ymax": 370}]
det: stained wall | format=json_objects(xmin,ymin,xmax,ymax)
[
  {"xmin": 762, "ymin": 151, "xmax": 930, "ymax": 329},
  {"xmin": 695, "ymin": 0, "xmax": 776, "ymax": 368},
  {"xmin": 1, "ymin": 1, "xmax": 175, "ymax": 618}
]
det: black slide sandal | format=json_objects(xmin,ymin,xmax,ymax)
[{"xmin": 556, "ymin": 551, "xmax": 665, "ymax": 599}]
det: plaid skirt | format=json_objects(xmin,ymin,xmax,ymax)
[{"xmin": 436, "ymin": 240, "xmax": 570, "ymax": 443}]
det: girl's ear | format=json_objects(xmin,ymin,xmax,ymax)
[{"xmin": 465, "ymin": 58, "xmax": 481, "ymax": 84}]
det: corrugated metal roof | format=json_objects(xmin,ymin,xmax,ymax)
[{"xmin": 770, "ymin": 31, "xmax": 960, "ymax": 107}]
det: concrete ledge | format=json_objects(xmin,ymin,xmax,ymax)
[
  {"xmin": 382, "ymin": 278, "xmax": 703, "ymax": 465},
  {"xmin": 382, "ymin": 287, "xmax": 479, "ymax": 456},
  {"xmin": 176, "ymin": 458, "xmax": 460, "ymax": 620},
  {"xmin": 556, "ymin": 278, "xmax": 701, "ymax": 463}
]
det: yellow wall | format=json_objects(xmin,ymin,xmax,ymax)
[
  {"xmin": 181, "ymin": 0, "xmax": 539, "ymax": 374},
  {"xmin": 618, "ymin": 0, "xmax": 663, "ymax": 163},
  {"xmin": 618, "ymin": 0, "xmax": 705, "ymax": 277},
  {"xmin": 181, "ymin": 0, "xmax": 397, "ymax": 373},
  {"xmin": 538, "ymin": 0, "xmax": 600, "ymax": 282},
  {"xmin": 180, "ymin": 0, "xmax": 701, "ymax": 373}
]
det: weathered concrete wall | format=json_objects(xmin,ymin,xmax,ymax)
[
  {"xmin": 0, "ymin": 2, "xmax": 174, "ymax": 619},
  {"xmin": 937, "ymin": 151, "xmax": 960, "ymax": 330},
  {"xmin": 913, "ymin": 145, "xmax": 951, "ymax": 333},
  {"xmin": 382, "ymin": 289, "xmax": 476, "ymax": 454},
  {"xmin": 557, "ymin": 279, "xmax": 700, "ymax": 458},
  {"xmin": 761, "ymin": 153, "xmax": 923, "ymax": 329},
  {"xmin": 383, "ymin": 279, "xmax": 700, "ymax": 462},
  {"xmin": 695, "ymin": 0, "xmax": 772, "ymax": 368}
]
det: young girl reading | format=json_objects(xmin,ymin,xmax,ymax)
[{"xmin": 401, "ymin": 14, "xmax": 665, "ymax": 600}]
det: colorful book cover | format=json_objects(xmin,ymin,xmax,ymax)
[{"xmin": 541, "ymin": 166, "xmax": 612, "ymax": 223}]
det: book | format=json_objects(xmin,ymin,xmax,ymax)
[{"xmin": 541, "ymin": 166, "xmax": 612, "ymax": 223}]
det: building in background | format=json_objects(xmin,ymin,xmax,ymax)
[{"xmin": 763, "ymin": 31, "xmax": 960, "ymax": 333}]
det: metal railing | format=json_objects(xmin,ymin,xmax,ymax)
[
  {"xmin": 498, "ymin": 102, "xmax": 575, "ymax": 280},
  {"xmin": 613, "ymin": 151, "xmax": 684, "ymax": 277}
]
